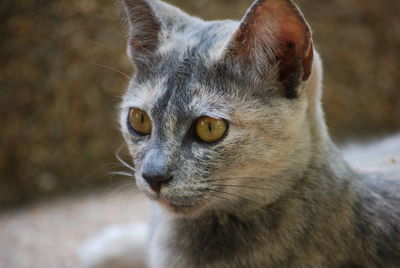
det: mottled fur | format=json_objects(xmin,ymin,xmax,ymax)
[{"xmin": 116, "ymin": 0, "xmax": 400, "ymax": 267}]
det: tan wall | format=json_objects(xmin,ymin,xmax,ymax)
[{"xmin": 1, "ymin": 0, "xmax": 399, "ymax": 208}]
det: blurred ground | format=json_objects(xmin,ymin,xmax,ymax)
[
  {"xmin": 1, "ymin": 0, "xmax": 400, "ymax": 209},
  {"xmin": 0, "ymin": 192, "xmax": 148, "ymax": 268}
]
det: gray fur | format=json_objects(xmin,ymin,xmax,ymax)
[{"xmin": 118, "ymin": 0, "xmax": 400, "ymax": 267}]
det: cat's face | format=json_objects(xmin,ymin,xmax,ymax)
[{"xmin": 120, "ymin": 0, "xmax": 315, "ymax": 216}]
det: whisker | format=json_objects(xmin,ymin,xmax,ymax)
[
  {"xmin": 107, "ymin": 171, "xmax": 134, "ymax": 177},
  {"xmin": 208, "ymin": 188, "xmax": 289, "ymax": 216},
  {"xmin": 95, "ymin": 63, "xmax": 130, "ymax": 80},
  {"xmin": 207, "ymin": 193, "xmax": 231, "ymax": 202},
  {"xmin": 209, "ymin": 189, "xmax": 270, "ymax": 214},
  {"xmin": 88, "ymin": 40, "xmax": 120, "ymax": 55},
  {"xmin": 210, "ymin": 184, "xmax": 272, "ymax": 191},
  {"xmin": 108, "ymin": 163, "xmax": 136, "ymax": 173},
  {"xmin": 203, "ymin": 176, "xmax": 268, "ymax": 183},
  {"xmin": 115, "ymin": 146, "xmax": 135, "ymax": 172},
  {"xmin": 205, "ymin": 178, "xmax": 346, "ymax": 196},
  {"xmin": 209, "ymin": 189, "xmax": 260, "ymax": 205},
  {"xmin": 106, "ymin": 181, "xmax": 139, "ymax": 199}
]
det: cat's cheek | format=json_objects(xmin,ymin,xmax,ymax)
[{"xmin": 126, "ymin": 139, "xmax": 148, "ymax": 158}]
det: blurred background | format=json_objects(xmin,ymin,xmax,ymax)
[
  {"xmin": 0, "ymin": 0, "xmax": 400, "ymax": 266},
  {"xmin": 1, "ymin": 0, "xmax": 400, "ymax": 210}
]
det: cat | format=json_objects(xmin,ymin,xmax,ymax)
[{"xmin": 80, "ymin": 0, "xmax": 400, "ymax": 267}]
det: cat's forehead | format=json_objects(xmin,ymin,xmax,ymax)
[
  {"xmin": 123, "ymin": 70, "xmax": 232, "ymax": 121},
  {"xmin": 157, "ymin": 20, "xmax": 239, "ymax": 62}
]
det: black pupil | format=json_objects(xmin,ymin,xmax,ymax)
[
  {"xmin": 208, "ymin": 122, "xmax": 212, "ymax": 133},
  {"xmin": 140, "ymin": 113, "xmax": 144, "ymax": 124}
]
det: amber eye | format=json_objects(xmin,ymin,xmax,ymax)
[
  {"xmin": 129, "ymin": 108, "xmax": 152, "ymax": 136},
  {"xmin": 195, "ymin": 117, "xmax": 228, "ymax": 143}
]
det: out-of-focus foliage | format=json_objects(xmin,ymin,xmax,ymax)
[{"xmin": 1, "ymin": 0, "xmax": 399, "ymax": 208}]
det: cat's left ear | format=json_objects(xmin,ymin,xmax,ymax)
[{"xmin": 223, "ymin": 0, "xmax": 313, "ymax": 98}]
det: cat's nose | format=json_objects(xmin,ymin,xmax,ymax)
[{"xmin": 142, "ymin": 172, "xmax": 172, "ymax": 193}]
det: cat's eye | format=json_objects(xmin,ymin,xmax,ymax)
[
  {"xmin": 195, "ymin": 117, "xmax": 228, "ymax": 143},
  {"xmin": 129, "ymin": 108, "xmax": 152, "ymax": 136}
]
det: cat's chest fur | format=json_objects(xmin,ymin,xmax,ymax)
[
  {"xmin": 149, "ymin": 210, "xmax": 282, "ymax": 268},
  {"xmin": 151, "ymin": 210, "xmax": 278, "ymax": 267},
  {"xmin": 149, "ymin": 209, "xmax": 327, "ymax": 267}
]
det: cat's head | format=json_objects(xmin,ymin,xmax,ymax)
[{"xmin": 119, "ymin": 0, "xmax": 322, "ymax": 216}]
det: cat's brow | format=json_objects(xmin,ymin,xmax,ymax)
[
  {"xmin": 189, "ymin": 95, "xmax": 231, "ymax": 120},
  {"xmin": 121, "ymin": 79, "xmax": 167, "ymax": 110},
  {"xmin": 193, "ymin": 106, "xmax": 230, "ymax": 120}
]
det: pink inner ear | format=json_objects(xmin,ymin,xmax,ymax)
[
  {"xmin": 267, "ymin": 0, "xmax": 311, "ymax": 56},
  {"xmin": 276, "ymin": 5, "xmax": 312, "ymax": 57},
  {"xmin": 279, "ymin": 21, "xmax": 306, "ymax": 54},
  {"xmin": 224, "ymin": 0, "xmax": 313, "ymax": 81},
  {"xmin": 268, "ymin": 1, "xmax": 313, "ymax": 81},
  {"xmin": 276, "ymin": 18, "xmax": 313, "ymax": 81}
]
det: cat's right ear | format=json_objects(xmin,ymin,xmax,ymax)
[
  {"xmin": 121, "ymin": 0, "xmax": 191, "ymax": 61},
  {"xmin": 122, "ymin": 0, "xmax": 161, "ymax": 58}
]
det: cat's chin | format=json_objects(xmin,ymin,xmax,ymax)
[
  {"xmin": 140, "ymin": 188, "xmax": 209, "ymax": 216},
  {"xmin": 157, "ymin": 198, "xmax": 208, "ymax": 217}
]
